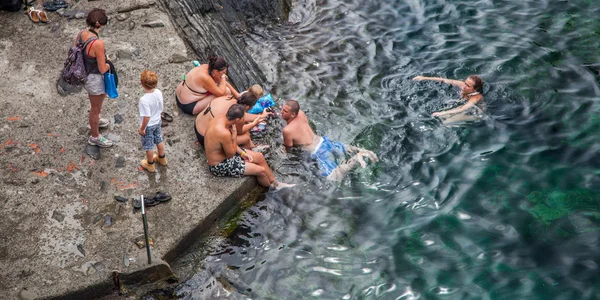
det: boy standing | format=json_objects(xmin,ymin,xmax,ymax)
[{"xmin": 139, "ymin": 70, "xmax": 167, "ymax": 172}]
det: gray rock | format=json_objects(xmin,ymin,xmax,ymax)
[
  {"xmin": 99, "ymin": 181, "xmax": 107, "ymax": 192},
  {"xmin": 116, "ymin": 13, "xmax": 130, "ymax": 21},
  {"xmin": 85, "ymin": 145, "xmax": 101, "ymax": 160},
  {"xmin": 114, "ymin": 114, "xmax": 124, "ymax": 124},
  {"xmin": 57, "ymin": 77, "xmax": 82, "ymax": 97},
  {"xmin": 117, "ymin": 49, "xmax": 133, "ymax": 60},
  {"xmin": 87, "ymin": 266, "xmax": 97, "ymax": 276},
  {"xmin": 169, "ymin": 53, "xmax": 188, "ymax": 63},
  {"xmin": 142, "ymin": 20, "xmax": 165, "ymax": 28},
  {"xmin": 18, "ymin": 289, "xmax": 37, "ymax": 300},
  {"xmin": 104, "ymin": 133, "xmax": 121, "ymax": 142},
  {"xmin": 51, "ymin": 210, "xmax": 65, "ymax": 223},
  {"xmin": 93, "ymin": 262, "xmax": 106, "ymax": 271},
  {"xmin": 103, "ymin": 215, "xmax": 113, "ymax": 227},
  {"xmin": 77, "ymin": 244, "xmax": 85, "ymax": 256},
  {"xmin": 77, "ymin": 127, "xmax": 88, "ymax": 136},
  {"xmin": 133, "ymin": 48, "xmax": 141, "ymax": 57},
  {"xmin": 116, "ymin": 157, "xmax": 126, "ymax": 168},
  {"xmin": 75, "ymin": 12, "xmax": 86, "ymax": 19},
  {"xmin": 128, "ymin": 21, "xmax": 136, "ymax": 30}
]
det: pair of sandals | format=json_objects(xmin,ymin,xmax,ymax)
[
  {"xmin": 160, "ymin": 112, "xmax": 174, "ymax": 127},
  {"xmin": 27, "ymin": 7, "xmax": 48, "ymax": 23},
  {"xmin": 42, "ymin": 0, "xmax": 68, "ymax": 11},
  {"xmin": 132, "ymin": 192, "xmax": 172, "ymax": 209}
]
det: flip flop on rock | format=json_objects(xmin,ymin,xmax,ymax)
[
  {"xmin": 27, "ymin": 7, "xmax": 39, "ymax": 23},
  {"xmin": 37, "ymin": 10, "xmax": 49, "ymax": 23},
  {"xmin": 161, "ymin": 112, "xmax": 174, "ymax": 122}
]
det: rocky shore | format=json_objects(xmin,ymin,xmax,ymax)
[{"xmin": 0, "ymin": 0, "xmax": 288, "ymax": 298}]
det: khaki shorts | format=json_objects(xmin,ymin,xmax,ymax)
[{"xmin": 85, "ymin": 73, "xmax": 105, "ymax": 95}]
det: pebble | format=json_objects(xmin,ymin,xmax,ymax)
[
  {"xmin": 51, "ymin": 210, "xmax": 65, "ymax": 223},
  {"xmin": 116, "ymin": 13, "xmax": 130, "ymax": 21},
  {"xmin": 116, "ymin": 157, "xmax": 126, "ymax": 168},
  {"xmin": 128, "ymin": 21, "xmax": 136, "ymax": 30},
  {"xmin": 117, "ymin": 49, "xmax": 133, "ymax": 60},
  {"xmin": 77, "ymin": 244, "xmax": 85, "ymax": 256},
  {"xmin": 18, "ymin": 289, "xmax": 37, "ymax": 300},
  {"xmin": 93, "ymin": 262, "xmax": 106, "ymax": 271},
  {"xmin": 103, "ymin": 215, "xmax": 113, "ymax": 227},
  {"xmin": 114, "ymin": 114, "xmax": 124, "ymax": 124},
  {"xmin": 142, "ymin": 20, "xmax": 165, "ymax": 28},
  {"xmin": 85, "ymin": 145, "xmax": 100, "ymax": 160},
  {"xmin": 169, "ymin": 53, "xmax": 188, "ymax": 63},
  {"xmin": 104, "ymin": 133, "xmax": 121, "ymax": 142}
]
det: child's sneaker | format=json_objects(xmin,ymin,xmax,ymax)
[
  {"xmin": 88, "ymin": 135, "xmax": 114, "ymax": 148},
  {"xmin": 153, "ymin": 154, "xmax": 168, "ymax": 166},
  {"xmin": 140, "ymin": 159, "xmax": 156, "ymax": 172}
]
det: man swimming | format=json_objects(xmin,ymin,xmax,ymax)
[
  {"xmin": 281, "ymin": 100, "xmax": 378, "ymax": 181},
  {"xmin": 204, "ymin": 104, "xmax": 294, "ymax": 189}
]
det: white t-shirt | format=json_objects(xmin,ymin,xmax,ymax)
[{"xmin": 138, "ymin": 89, "xmax": 163, "ymax": 127}]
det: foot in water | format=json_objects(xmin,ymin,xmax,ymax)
[{"xmin": 271, "ymin": 181, "xmax": 296, "ymax": 190}]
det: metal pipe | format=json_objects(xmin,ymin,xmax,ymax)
[{"xmin": 141, "ymin": 195, "xmax": 152, "ymax": 264}]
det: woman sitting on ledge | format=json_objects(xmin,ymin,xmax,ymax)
[
  {"xmin": 175, "ymin": 56, "xmax": 240, "ymax": 115},
  {"xmin": 413, "ymin": 75, "xmax": 485, "ymax": 124}
]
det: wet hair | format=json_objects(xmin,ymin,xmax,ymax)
[
  {"xmin": 285, "ymin": 100, "xmax": 300, "ymax": 114},
  {"xmin": 237, "ymin": 92, "xmax": 258, "ymax": 108},
  {"xmin": 208, "ymin": 56, "xmax": 229, "ymax": 73},
  {"xmin": 249, "ymin": 84, "xmax": 264, "ymax": 98},
  {"xmin": 468, "ymin": 75, "xmax": 484, "ymax": 93},
  {"xmin": 226, "ymin": 104, "xmax": 246, "ymax": 121},
  {"xmin": 86, "ymin": 8, "xmax": 108, "ymax": 28},
  {"xmin": 140, "ymin": 70, "xmax": 158, "ymax": 89}
]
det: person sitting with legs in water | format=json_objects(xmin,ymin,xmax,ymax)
[
  {"xmin": 413, "ymin": 75, "xmax": 485, "ymax": 124},
  {"xmin": 281, "ymin": 100, "xmax": 378, "ymax": 181},
  {"xmin": 204, "ymin": 104, "xmax": 294, "ymax": 189},
  {"xmin": 195, "ymin": 90, "xmax": 271, "ymax": 150},
  {"xmin": 175, "ymin": 56, "xmax": 240, "ymax": 115}
]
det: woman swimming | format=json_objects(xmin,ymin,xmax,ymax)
[
  {"xmin": 413, "ymin": 75, "xmax": 485, "ymax": 124},
  {"xmin": 175, "ymin": 56, "xmax": 240, "ymax": 115}
]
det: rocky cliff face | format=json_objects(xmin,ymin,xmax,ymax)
[{"xmin": 160, "ymin": 0, "xmax": 291, "ymax": 90}]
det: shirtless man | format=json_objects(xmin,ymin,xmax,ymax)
[
  {"xmin": 205, "ymin": 104, "xmax": 293, "ymax": 189},
  {"xmin": 281, "ymin": 100, "xmax": 378, "ymax": 181},
  {"xmin": 195, "ymin": 92, "xmax": 270, "ymax": 150}
]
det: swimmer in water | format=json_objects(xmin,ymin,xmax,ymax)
[{"xmin": 413, "ymin": 75, "xmax": 485, "ymax": 124}]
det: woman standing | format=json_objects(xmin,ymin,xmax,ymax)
[
  {"xmin": 413, "ymin": 75, "xmax": 485, "ymax": 124},
  {"xmin": 78, "ymin": 8, "xmax": 113, "ymax": 147},
  {"xmin": 175, "ymin": 56, "xmax": 240, "ymax": 115}
]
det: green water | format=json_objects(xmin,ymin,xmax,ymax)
[{"xmin": 172, "ymin": 0, "xmax": 600, "ymax": 299}]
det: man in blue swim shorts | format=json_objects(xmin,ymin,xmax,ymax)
[{"xmin": 281, "ymin": 100, "xmax": 378, "ymax": 180}]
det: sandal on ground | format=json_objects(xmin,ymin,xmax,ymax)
[
  {"xmin": 37, "ymin": 10, "xmax": 48, "ymax": 23},
  {"xmin": 27, "ymin": 7, "xmax": 39, "ymax": 23},
  {"xmin": 43, "ymin": 0, "xmax": 68, "ymax": 12},
  {"xmin": 161, "ymin": 112, "xmax": 174, "ymax": 122},
  {"xmin": 132, "ymin": 197, "xmax": 159, "ymax": 209}
]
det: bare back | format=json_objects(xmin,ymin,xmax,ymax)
[
  {"xmin": 175, "ymin": 64, "xmax": 213, "ymax": 105},
  {"xmin": 195, "ymin": 95, "xmax": 237, "ymax": 136},
  {"xmin": 283, "ymin": 110, "xmax": 318, "ymax": 151},
  {"xmin": 204, "ymin": 117, "xmax": 235, "ymax": 166}
]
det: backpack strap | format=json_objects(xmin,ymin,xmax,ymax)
[{"xmin": 81, "ymin": 36, "xmax": 98, "ymax": 56}]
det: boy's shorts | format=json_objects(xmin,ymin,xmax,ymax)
[{"xmin": 141, "ymin": 123, "xmax": 163, "ymax": 151}]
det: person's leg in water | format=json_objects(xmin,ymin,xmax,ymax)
[
  {"xmin": 246, "ymin": 150, "xmax": 295, "ymax": 189},
  {"xmin": 243, "ymin": 161, "xmax": 271, "ymax": 187},
  {"xmin": 440, "ymin": 113, "xmax": 480, "ymax": 125},
  {"xmin": 326, "ymin": 149, "xmax": 379, "ymax": 181}
]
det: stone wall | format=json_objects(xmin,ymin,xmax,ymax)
[{"xmin": 160, "ymin": 0, "xmax": 291, "ymax": 90}]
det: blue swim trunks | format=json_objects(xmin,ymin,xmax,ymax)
[
  {"xmin": 311, "ymin": 136, "xmax": 346, "ymax": 177},
  {"xmin": 140, "ymin": 123, "xmax": 163, "ymax": 151}
]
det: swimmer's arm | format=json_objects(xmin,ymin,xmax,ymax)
[
  {"xmin": 413, "ymin": 76, "xmax": 465, "ymax": 88},
  {"xmin": 432, "ymin": 100, "xmax": 476, "ymax": 117},
  {"xmin": 241, "ymin": 111, "xmax": 268, "ymax": 133}
]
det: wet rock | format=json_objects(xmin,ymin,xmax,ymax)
[
  {"xmin": 116, "ymin": 157, "xmax": 126, "ymax": 168},
  {"xmin": 114, "ymin": 114, "xmax": 124, "ymax": 124},
  {"xmin": 116, "ymin": 13, "xmax": 130, "ymax": 21},
  {"xmin": 85, "ymin": 144, "xmax": 100, "ymax": 160},
  {"xmin": 77, "ymin": 244, "xmax": 85, "ymax": 256},
  {"xmin": 142, "ymin": 20, "xmax": 165, "ymax": 28},
  {"xmin": 51, "ymin": 210, "xmax": 65, "ymax": 223},
  {"xmin": 169, "ymin": 53, "xmax": 188, "ymax": 64},
  {"xmin": 117, "ymin": 49, "xmax": 133, "ymax": 60},
  {"xmin": 18, "ymin": 289, "xmax": 37, "ymax": 300},
  {"xmin": 128, "ymin": 21, "xmax": 136, "ymax": 30}
]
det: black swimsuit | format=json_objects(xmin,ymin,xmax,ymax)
[{"xmin": 176, "ymin": 79, "xmax": 211, "ymax": 115}]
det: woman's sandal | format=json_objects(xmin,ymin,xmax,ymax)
[
  {"xmin": 37, "ymin": 10, "xmax": 49, "ymax": 23},
  {"xmin": 27, "ymin": 7, "xmax": 39, "ymax": 23},
  {"xmin": 161, "ymin": 112, "xmax": 174, "ymax": 122}
]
